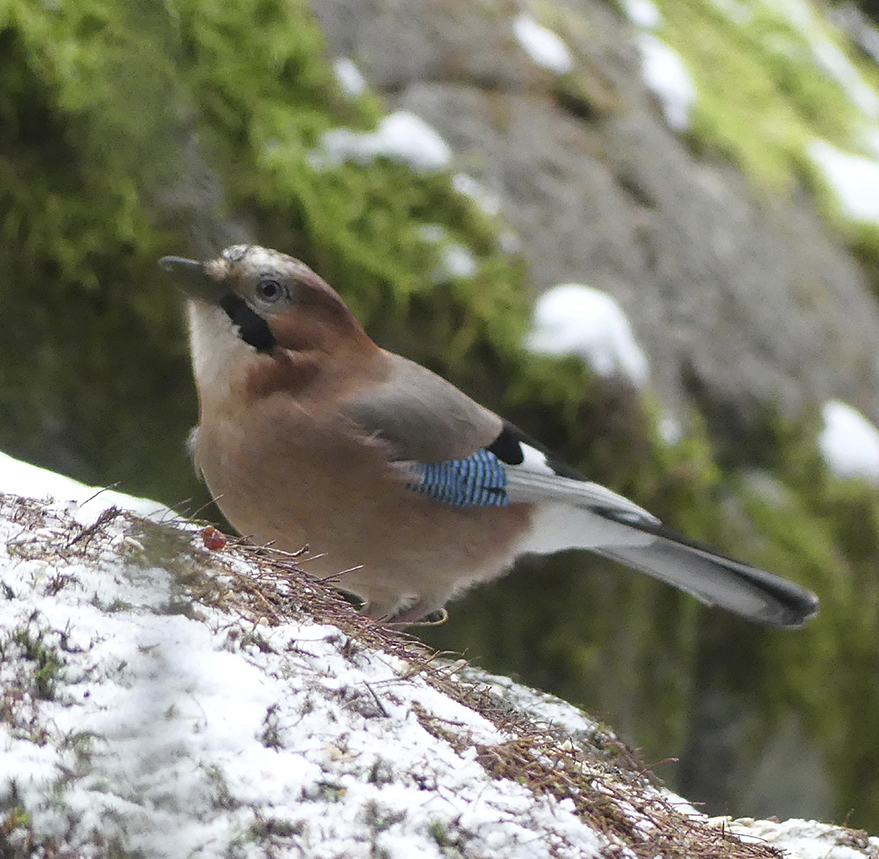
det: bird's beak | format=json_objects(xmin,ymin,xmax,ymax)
[{"xmin": 159, "ymin": 256, "xmax": 224, "ymax": 304}]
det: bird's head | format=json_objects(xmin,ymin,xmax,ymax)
[
  {"xmin": 160, "ymin": 245, "xmax": 367, "ymax": 355},
  {"xmin": 161, "ymin": 245, "xmax": 381, "ymax": 402}
]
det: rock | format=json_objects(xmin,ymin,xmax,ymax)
[{"xmin": 310, "ymin": 0, "xmax": 879, "ymax": 437}]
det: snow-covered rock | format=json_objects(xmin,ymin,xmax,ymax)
[
  {"xmin": 525, "ymin": 283, "xmax": 651, "ymax": 388},
  {"xmin": 313, "ymin": 111, "xmax": 453, "ymax": 173},
  {"xmin": 818, "ymin": 399, "xmax": 879, "ymax": 483},
  {"xmin": 636, "ymin": 34, "xmax": 698, "ymax": 131},
  {"xmin": 512, "ymin": 14, "xmax": 574, "ymax": 75}
]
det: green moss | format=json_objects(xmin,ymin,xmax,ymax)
[
  {"xmin": 8, "ymin": 627, "xmax": 62, "ymax": 701},
  {"xmin": 652, "ymin": 0, "xmax": 875, "ymax": 192},
  {"xmin": 0, "ymin": 0, "xmax": 531, "ymax": 511},
  {"xmin": 0, "ymin": 3, "xmax": 195, "ymax": 503},
  {"xmin": 248, "ymin": 816, "xmax": 303, "ymax": 840},
  {"xmin": 1, "ymin": 806, "xmax": 31, "ymax": 830},
  {"xmin": 427, "ymin": 820, "xmax": 449, "ymax": 847},
  {"xmin": 0, "ymin": 804, "xmax": 33, "ymax": 856},
  {"xmin": 239, "ymin": 629, "xmax": 274, "ymax": 654},
  {"xmin": 845, "ymin": 215, "xmax": 879, "ymax": 270}
]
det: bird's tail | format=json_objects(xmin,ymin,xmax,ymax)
[
  {"xmin": 595, "ymin": 532, "xmax": 818, "ymax": 628},
  {"xmin": 507, "ymin": 470, "xmax": 818, "ymax": 628}
]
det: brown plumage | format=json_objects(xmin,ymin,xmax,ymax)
[{"xmin": 160, "ymin": 245, "xmax": 819, "ymax": 628}]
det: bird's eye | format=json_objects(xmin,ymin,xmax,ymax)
[{"xmin": 257, "ymin": 279, "xmax": 283, "ymax": 303}]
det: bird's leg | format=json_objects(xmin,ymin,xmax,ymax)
[{"xmin": 382, "ymin": 599, "xmax": 449, "ymax": 627}]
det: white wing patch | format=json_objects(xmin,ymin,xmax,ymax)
[{"xmin": 519, "ymin": 442, "xmax": 557, "ymax": 475}]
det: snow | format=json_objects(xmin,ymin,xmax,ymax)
[
  {"xmin": 333, "ymin": 57, "xmax": 367, "ymax": 97},
  {"xmin": 314, "ymin": 111, "xmax": 453, "ymax": 173},
  {"xmin": 1, "ymin": 453, "xmax": 877, "ymax": 855},
  {"xmin": 512, "ymin": 14, "xmax": 574, "ymax": 75},
  {"xmin": 636, "ymin": 33, "xmax": 698, "ymax": 131},
  {"xmin": 817, "ymin": 399, "xmax": 879, "ymax": 483},
  {"xmin": 809, "ymin": 139, "xmax": 879, "ymax": 223},
  {"xmin": 419, "ymin": 224, "xmax": 479, "ymax": 280},
  {"xmin": 0, "ymin": 452, "xmax": 608, "ymax": 858},
  {"xmin": 621, "ymin": 0, "xmax": 663, "ymax": 30},
  {"xmin": 472, "ymin": 671, "xmax": 606, "ymax": 739},
  {"xmin": 658, "ymin": 413, "xmax": 684, "ymax": 445},
  {"xmin": 713, "ymin": 816, "xmax": 879, "ymax": 858},
  {"xmin": 453, "ymin": 173, "xmax": 502, "ymax": 217},
  {"xmin": 440, "ymin": 244, "xmax": 479, "ymax": 279},
  {"xmin": 0, "ymin": 449, "xmax": 173, "ymax": 524},
  {"xmin": 525, "ymin": 283, "xmax": 651, "ymax": 388}
]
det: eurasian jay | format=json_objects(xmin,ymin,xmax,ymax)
[{"xmin": 160, "ymin": 245, "xmax": 819, "ymax": 628}]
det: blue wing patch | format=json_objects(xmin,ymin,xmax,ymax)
[{"xmin": 408, "ymin": 449, "xmax": 509, "ymax": 507}]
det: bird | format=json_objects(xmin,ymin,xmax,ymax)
[{"xmin": 159, "ymin": 245, "xmax": 819, "ymax": 629}]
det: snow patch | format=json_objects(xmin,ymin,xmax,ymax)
[
  {"xmin": 658, "ymin": 413, "xmax": 684, "ymax": 445},
  {"xmin": 314, "ymin": 111, "xmax": 452, "ymax": 173},
  {"xmin": 714, "ymin": 816, "xmax": 879, "ymax": 858},
  {"xmin": 525, "ymin": 283, "xmax": 650, "ymax": 388},
  {"xmin": 453, "ymin": 173, "xmax": 502, "ymax": 217},
  {"xmin": 0, "ymin": 450, "xmax": 173, "ymax": 524},
  {"xmin": 333, "ymin": 57, "xmax": 367, "ymax": 97},
  {"xmin": 512, "ymin": 14, "xmax": 574, "ymax": 75},
  {"xmin": 441, "ymin": 244, "xmax": 479, "ymax": 279},
  {"xmin": 809, "ymin": 139, "xmax": 879, "ymax": 223},
  {"xmin": 621, "ymin": 0, "xmax": 663, "ymax": 30},
  {"xmin": 419, "ymin": 224, "xmax": 479, "ymax": 280},
  {"xmin": 818, "ymin": 399, "xmax": 879, "ymax": 483},
  {"xmin": 636, "ymin": 34, "xmax": 697, "ymax": 131}
]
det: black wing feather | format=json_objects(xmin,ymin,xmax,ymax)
[{"xmin": 488, "ymin": 421, "xmax": 585, "ymax": 479}]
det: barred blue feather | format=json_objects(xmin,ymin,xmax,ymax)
[{"xmin": 408, "ymin": 449, "xmax": 509, "ymax": 507}]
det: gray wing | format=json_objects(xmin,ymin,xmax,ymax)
[{"xmin": 341, "ymin": 352, "xmax": 502, "ymax": 462}]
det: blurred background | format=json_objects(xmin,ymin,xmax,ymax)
[{"xmin": 3, "ymin": 0, "xmax": 879, "ymax": 829}]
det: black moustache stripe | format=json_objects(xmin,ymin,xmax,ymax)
[{"xmin": 219, "ymin": 293, "xmax": 277, "ymax": 353}]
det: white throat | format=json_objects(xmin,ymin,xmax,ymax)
[{"xmin": 187, "ymin": 300, "xmax": 257, "ymax": 406}]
